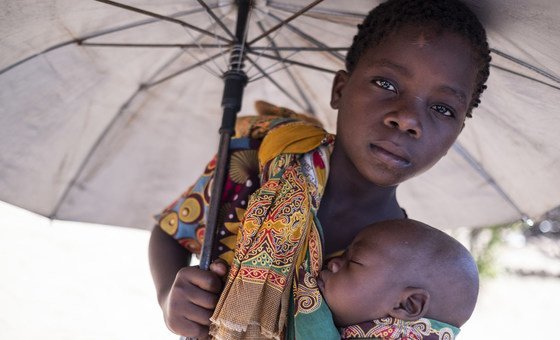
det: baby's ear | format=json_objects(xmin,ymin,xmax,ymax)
[{"xmin": 388, "ymin": 287, "xmax": 430, "ymax": 321}]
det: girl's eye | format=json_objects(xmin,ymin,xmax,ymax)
[
  {"xmin": 374, "ymin": 79, "xmax": 397, "ymax": 93},
  {"xmin": 431, "ymin": 104, "xmax": 455, "ymax": 117}
]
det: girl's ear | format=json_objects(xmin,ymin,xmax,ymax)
[
  {"xmin": 330, "ymin": 70, "xmax": 349, "ymax": 109},
  {"xmin": 388, "ymin": 287, "xmax": 430, "ymax": 321}
]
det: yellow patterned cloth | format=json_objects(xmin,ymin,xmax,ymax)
[{"xmin": 210, "ymin": 119, "xmax": 335, "ymax": 339}]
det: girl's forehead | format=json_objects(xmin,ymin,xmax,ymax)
[
  {"xmin": 376, "ymin": 24, "xmax": 465, "ymax": 51},
  {"xmin": 355, "ymin": 25, "xmax": 476, "ymax": 96}
]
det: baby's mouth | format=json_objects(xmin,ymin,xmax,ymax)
[{"xmin": 316, "ymin": 271, "xmax": 326, "ymax": 293}]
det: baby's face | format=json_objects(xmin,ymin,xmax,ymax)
[{"xmin": 317, "ymin": 228, "xmax": 404, "ymax": 326}]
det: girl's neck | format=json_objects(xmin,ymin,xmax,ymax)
[
  {"xmin": 318, "ymin": 144, "xmax": 405, "ymax": 254},
  {"xmin": 321, "ymin": 144, "xmax": 400, "ymax": 211}
]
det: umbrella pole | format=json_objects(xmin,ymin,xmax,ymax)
[{"xmin": 199, "ymin": 0, "xmax": 250, "ymax": 271}]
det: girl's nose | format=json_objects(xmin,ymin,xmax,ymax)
[
  {"xmin": 327, "ymin": 257, "xmax": 343, "ymax": 273},
  {"xmin": 383, "ymin": 97, "xmax": 423, "ymax": 138}
]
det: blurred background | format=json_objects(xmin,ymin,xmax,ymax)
[{"xmin": 1, "ymin": 200, "xmax": 559, "ymax": 340}]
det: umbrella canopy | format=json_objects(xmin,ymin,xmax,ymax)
[{"xmin": 1, "ymin": 0, "xmax": 559, "ymax": 230}]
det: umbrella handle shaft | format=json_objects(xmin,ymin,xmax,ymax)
[
  {"xmin": 199, "ymin": 63, "xmax": 248, "ymax": 271},
  {"xmin": 199, "ymin": 0, "xmax": 249, "ymax": 272},
  {"xmin": 199, "ymin": 130, "xmax": 233, "ymax": 270}
]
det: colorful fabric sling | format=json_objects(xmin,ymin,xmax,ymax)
[
  {"xmin": 341, "ymin": 317, "xmax": 460, "ymax": 340},
  {"xmin": 209, "ymin": 114, "xmax": 338, "ymax": 339},
  {"xmin": 157, "ymin": 101, "xmax": 339, "ymax": 339},
  {"xmin": 156, "ymin": 101, "xmax": 324, "ymax": 265}
]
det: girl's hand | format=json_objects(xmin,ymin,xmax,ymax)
[{"xmin": 162, "ymin": 260, "xmax": 228, "ymax": 338}]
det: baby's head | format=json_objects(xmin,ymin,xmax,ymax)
[
  {"xmin": 317, "ymin": 219, "xmax": 479, "ymax": 328},
  {"xmin": 346, "ymin": 0, "xmax": 491, "ymax": 116}
]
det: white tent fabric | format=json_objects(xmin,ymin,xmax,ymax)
[{"xmin": 1, "ymin": 0, "xmax": 559, "ymax": 230}]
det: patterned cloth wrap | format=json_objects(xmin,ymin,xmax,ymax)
[
  {"xmin": 209, "ymin": 104, "xmax": 337, "ymax": 340},
  {"xmin": 341, "ymin": 317, "xmax": 460, "ymax": 340},
  {"xmin": 156, "ymin": 100, "xmax": 322, "ymax": 264},
  {"xmin": 157, "ymin": 101, "xmax": 461, "ymax": 339}
]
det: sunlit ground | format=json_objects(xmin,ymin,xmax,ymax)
[
  {"xmin": 1, "ymin": 201, "xmax": 559, "ymax": 339},
  {"xmin": 0, "ymin": 202, "xmax": 177, "ymax": 340}
]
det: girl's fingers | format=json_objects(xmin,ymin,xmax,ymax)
[
  {"xmin": 210, "ymin": 259, "xmax": 228, "ymax": 277},
  {"xmin": 185, "ymin": 284, "xmax": 220, "ymax": 310},
  {"xmin": 182, "ymin": 303, "xmax": 215, "ymax": 326},
  {"xmin": 177, "ymin": 266, "xmax": 223, "ymax": 294}
]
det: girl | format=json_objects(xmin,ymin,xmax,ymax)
[{"xmin": 149, "ymin": 0, "xmax": 491, "ymax": 338}]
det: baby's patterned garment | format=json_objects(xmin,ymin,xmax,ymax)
[{"xmin": 341, "ymin": 317, "xmax": 460, "ymax": 339}]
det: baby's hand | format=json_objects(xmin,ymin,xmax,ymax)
[{"xmin": 162, "ymin": 260, "xmax": 228, "ymax": 338}]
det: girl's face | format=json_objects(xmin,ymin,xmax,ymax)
[{"xmin": 331, "ymin": 25, "xmax": 477, "ymax": 186}]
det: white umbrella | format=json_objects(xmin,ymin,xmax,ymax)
[{"xmin": 1, "ymin": 0, "xmax": 559, "ymax": 232}]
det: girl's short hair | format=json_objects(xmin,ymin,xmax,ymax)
[{"xmin": 346, "ymin": 0, "xmax": 491, "ymax": 117}]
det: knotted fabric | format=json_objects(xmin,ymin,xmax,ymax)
[{"xmin": 210, "ymin": 120, "xmax": 336, "ymax": 339}]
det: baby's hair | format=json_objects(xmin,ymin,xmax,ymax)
[{"xmin": 346, "ymin": 0, "xmax": 491, "ymax": 117}]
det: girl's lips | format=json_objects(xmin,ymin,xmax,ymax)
[{"xmin": 369, "ymin": 142, "xmax": 411, "ymax": 168}]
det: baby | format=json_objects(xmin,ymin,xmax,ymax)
[{"xmin": 317, "ymin": 219, "xmax": 479, "ymax": 339}]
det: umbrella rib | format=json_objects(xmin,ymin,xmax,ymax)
[
  {"xmin": 178, "ymin": 22, "xmax": 227, "ymax": 76},
  {"xmin": 0, "ymin": 41, "xmax": 74, "ymax": 75},
  {"xmin": 144, "ymin": 50, "xmax": 228, "ymax": 88},
  {"xmin": 145, "ymin": 49, "xmax": 187, "ymax": 84},
  {"xmin": 0, "ymin": 6, "xmax": 213, "ymax": 75},
  {"xmin": 245, "ymin": 55, "xmax": 306, "ymax": 110},
  {"xmin": 50, "ymin": 44, "xmax": 199, "ymax": 218},
  {"xmin": 247, "ymin": 50, "xmax": 337, "ymax": 74},
  {"xmin": 196, "ymin": 0, "xmax": 236, "ymax": 40},
  {"xmin": 80, "ymin": 42, "xmax": 227, "ymax": 49},
  {"xmin": 452, "ymin": 142, "xmax": 526, "ymax": 217},
  {"xmin": 264, "ymin": 10, "xmax": 346, "ymax": 62},
  {"xmin": 244, "ymin": 12, "xmax": 285, "ymax": 77},
  {"xmin": 248, "ymin": 0, "xmax": 324, "ymax": 45},
  {"xmin": 256, "ymin": 21, "xmax": 315, "ymax": 114},
  {"xmin": 267, "ymin": 1, "xmax": 364, "ymax": 21},
  {"xmin": 490, "ymin": 64, "xmax": 560, "ymax": 91},
  {"xmin": 491, "ymin": 48, "xmax": 560, "ymax": 84},
  {"xmin": 76, "ymin": 6, "xmax": 213, "ymax": 44},
  {"xmin": 94, "ymin": 0, "xmax": 231, "ymax": 43},
  {"xmin": 251, "ymin": 46, "xmax": 347, "ymax": 52},
  {"xmin": 248, "ymin": 63, "xmax": 291, "ymax": 82},
  {"xmin": 49, "ymin": 44, "xmax": 219, "ymax": 217}
]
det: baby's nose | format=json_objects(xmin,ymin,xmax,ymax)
[{"xmin": 327, "ymin": 257, "xmax": 343, "ymax": 273}]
